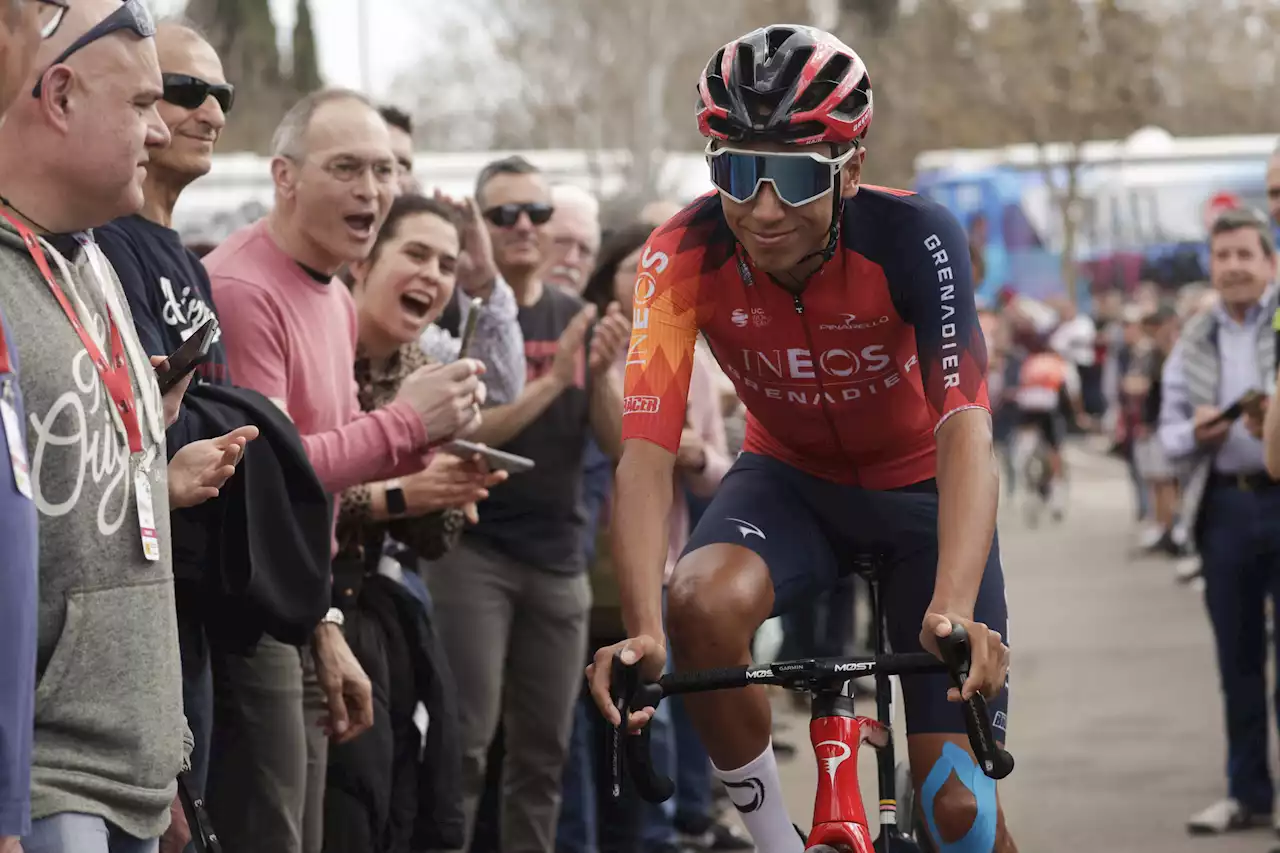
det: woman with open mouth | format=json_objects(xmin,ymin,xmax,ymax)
[
  {"xmin": 326, "ymin": 192, "xmax": 512, "ymax": 851},
  {"xmin": 338, "ymin": 191, "xmax": 509, "ymax": 568}
]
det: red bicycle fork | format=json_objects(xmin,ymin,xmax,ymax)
[{"xmin": 805, "ymin": 707, "xmax": 892, "ymax": 853}]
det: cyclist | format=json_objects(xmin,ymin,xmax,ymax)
[
  {"xmin": 1013, "ymin": 333, "xmax": 1085, "ymax": 518},
  {"xmin": 587, "ymin": 24, "xmax": 1015, "ymax": 853}
]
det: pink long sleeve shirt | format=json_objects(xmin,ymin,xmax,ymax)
[{"xmin": 205, "ymin": 220, "xmax": 429, "ymax": 553}]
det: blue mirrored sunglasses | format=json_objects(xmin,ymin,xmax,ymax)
[{"xmin": 706, "ymin": 141, "xmax": 855, "ymax": 208}]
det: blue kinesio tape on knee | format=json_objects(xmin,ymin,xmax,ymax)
[{"xmin": 920, "ymin": 741, "xmax": 998, "ymax": 853}]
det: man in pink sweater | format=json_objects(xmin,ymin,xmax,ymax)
[{"xmin": 204, "ymin": 88, "xmax": 485, "ymax": 853}]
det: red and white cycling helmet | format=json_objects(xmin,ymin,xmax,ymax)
[{"xmin": 696, "ymin": 24, "xmax": 874, "ymax": 147}]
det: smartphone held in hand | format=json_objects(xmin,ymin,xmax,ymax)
[
  {"xmin": 156, "ymin": 317, "xmax": 219, "ymax": 394},
  {"xmin": 440, "ymin": 439, "xmax": 535, "ymax": 474},
  {"xmin": 458, "ymin": 297, "xmax": 485, "ymax": 360}
]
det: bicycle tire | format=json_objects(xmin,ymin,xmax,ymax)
[{"xmin": 895, "ymin": 760, "xmax": 935, "ymax": 853}]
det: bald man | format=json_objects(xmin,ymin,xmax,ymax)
[
  {"xmin": 0, "ymin": 4, "xmax": 106, "ymax": 853},
  {"xmin": 0, "ymin": 0, "xmax": 196, "ymax": 851},
  {"xmin": 545, "ymin": 184, "xmax": 600, "ymax": 294}
]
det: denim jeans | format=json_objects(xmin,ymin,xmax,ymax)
[{"xmin": 23, "ymin": 813, "xmax": 158, "ymax": 853}]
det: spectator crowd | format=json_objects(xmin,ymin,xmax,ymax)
[{"xmin": 0, "ymin": 5, "xmax": 753, "ymax": 853}]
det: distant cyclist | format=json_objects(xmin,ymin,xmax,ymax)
[
  {"xmin": 1013, "ymin": 334, "xmax": 1086, "ymax": 518},
  {"xmin": 587, "ymin": 25, "xmax": 1016, "ymax": 853}
]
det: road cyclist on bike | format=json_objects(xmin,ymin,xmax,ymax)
[
  {"xmin": 587, "ymin": 24, "xmax": 1016, "ymax": 853},
  {"xmin": 1012, "ymin": 333, "xmax": 1088, "ymax": 520}
]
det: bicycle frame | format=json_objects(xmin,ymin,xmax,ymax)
[
  {"xmin": 607, "ymin": 575, "xmax": 1013, "ymax": 853},
  {"xmin": 805, "ymin": 570, "xmax": 912, "ymax": 852}
]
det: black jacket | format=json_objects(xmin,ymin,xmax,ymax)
[
  {"xmin": 324, "ymin": 566, "xmax": 464, "ymax": 853},
  {"xmin": 176, "ymin": 384, "xmax": 332, "ymax": 653}
]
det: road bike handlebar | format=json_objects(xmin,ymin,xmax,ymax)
[{"xmin": 606, "ymin": 625, "xmax": 1013, "ymax": 805}]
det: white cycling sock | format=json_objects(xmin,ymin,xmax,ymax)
[{"xmin": 713, "ymin": 740, "xmax": 803, "ymax": 853}]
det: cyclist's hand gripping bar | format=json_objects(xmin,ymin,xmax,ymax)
[
  {"xmin": 606, "ymin": 652, "xmax": 673, "ymax": 804},
  {"xmin": 936, "ymin": 624, "xmax": 1015, "ymax": 780},
  {"xmin": 606, "ymin": 629, "xmax": 1014, "ymax": 804}
]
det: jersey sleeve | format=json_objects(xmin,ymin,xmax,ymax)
[
  {"xmin": 891, "ymin": 200, "xmax": 990, "ymax": 428},
  {"xmin": 620, "ymin": 228, "xmax": 700, "ymax": 453}
]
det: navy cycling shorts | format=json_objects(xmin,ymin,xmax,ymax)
[{"xmin": 681, "ymin": 452, "xmax": 1010, "ymax": 740}]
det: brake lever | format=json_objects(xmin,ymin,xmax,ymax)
[
  {"xmin": 606, "ymin": 652, "xmax": 675, "ymax": 803},
  {"xmin": 936, "ymin": 624, "xmax": 1015, "ymax": 780}
]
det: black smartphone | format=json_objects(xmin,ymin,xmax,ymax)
[
  {"xmin": 458, "ymin": 297, "xmax": 485, "ymax": 359},
  {"xmin": 156, "ymin": 317, "xmax": 218, "ymax": 395},
  {"xmin": 1209, "ymin": 389, "xmax": 1263, "ymax": 426}
]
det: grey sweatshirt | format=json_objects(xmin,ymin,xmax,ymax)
[{"xmin": 0, "ymin": 221, "xmax": 187, "ymax": 839}]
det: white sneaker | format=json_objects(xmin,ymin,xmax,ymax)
[
  {"xmin": 1138, "ymin": 524, "xmax": 1164, "ymax": 550},
  {"xmin": 1174, "ymin": 554, "xmax": 1201, "ymax": 583},
  {"xmin": 1186, "ymin": 798, "xmax": 1269, "ymax": 834}
]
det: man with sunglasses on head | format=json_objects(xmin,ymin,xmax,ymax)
[
  {"xmin": 587, "ymin": 26, "xmax": 1017, "ymax": 853},
  {"xmin": 0, "ymin": 4, "xmax": 90, "ymax": 853},
  {"xmin": 0, "ymin": 0, "xmax": 263, "ymax": 851}
]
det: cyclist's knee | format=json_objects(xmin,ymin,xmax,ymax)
[
  {"xmin": 928, "ymin": 781, "xmax": 980, "ymax": 842},
  {"xmin": 667, "ymin": 544, "xmax": 772, "ymax": 659},
  {"xmin": 913, "ymin": 738, "xmax": 1001, "ymax": 850}
]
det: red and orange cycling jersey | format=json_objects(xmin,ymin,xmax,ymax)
[
  {"xmin": 622, "ymin": 189, "xmax": 989, "ymax": 489},
  {"xmin": 1015, "ymin": 352, "xmax": 1078, "ymax": 413}
]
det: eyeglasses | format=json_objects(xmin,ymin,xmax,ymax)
[
  {"xmin": 33, "ymin": 0, "xmax": 69, "ymax": 39},
  {"xmin": 705, "ymin": 140, "xmax": 856, "ymax": 208},
  {"xmin": 32, "ymin": 0, "xmax": 156, "ymax": 99},
  {"xmin": 312, "ymin": 155, "xmax": 398, "ymax": 185},
  {"xmin": 162, "ymin": 73, "xmax": 235, "ymax": 114},
  {"xmin": 482, "ymin": 203, "xmax": 554, "ymax": 228}
]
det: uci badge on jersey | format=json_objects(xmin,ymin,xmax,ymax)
[
  {"xmin": 1, "ymin": 382, "xmax": 32, "ymax": 500},
  {"xmin": 134, "ymin": 463, "xmax": 160, "ymax": 561}
]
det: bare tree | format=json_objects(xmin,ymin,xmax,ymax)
[
  {"xmin": 183, "ymin": 0, "xmax": 324, "ymax": 151},
  {"xmin": 399, "ymin": 0, "xmax": 811, "ymax": 203},
  {"xmin": 964, "ymin": 0, "xmax": 1162, "ymax": 300}
]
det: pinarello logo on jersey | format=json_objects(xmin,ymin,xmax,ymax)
[
  {"xmin": 623, "ymin": 395, "xmax": 660, "ymax": 415},
  {"xmin": 819, "ymin": 313, "xmax": 890, "ymax": 331}
]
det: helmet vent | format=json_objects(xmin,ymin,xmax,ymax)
[
  {"xmin": 764, "ymin": 26, "xmax": 796, "ymax": 58},
  {"xmin": 735, "ymin": 45, "xmax": 757, "ymax": 87},
  {"xmin": 817, "ymin": 54, "xmax": 852, "ymax": 85},
  {"xmin": 795, "ymin": 81, "xmax": 835, "ymax": 113}
]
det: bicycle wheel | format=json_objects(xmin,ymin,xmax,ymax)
[
  {"xmin": 893, "ymin": 760, "xmax": 935, "ymax": 853},
  {"xmin": 1021, "ymin": 454, "xmax": 1044, "ymax": 527}
]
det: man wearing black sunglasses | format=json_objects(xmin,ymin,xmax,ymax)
[
  {"xmin": 425, "ymin": 155, "xmax": 631, "ymax": 853},
  {"xmin": 94, "ymin": 17, "xmax": 233, "ymax": 824}
]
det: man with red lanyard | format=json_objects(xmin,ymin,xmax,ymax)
[
  {"xmin": 0, "ymin": 1, "xmax": 257, "ymax": 852},
  {"xmin": 0, "ymin": 3, "xmax": 103, "ymax": 853}
]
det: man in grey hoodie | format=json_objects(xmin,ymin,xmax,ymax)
[
  {"xmin": 0, "ymin": 5, "xmax": 94, "ymax": 853},
  {"xmin": 0, "ymin": 1, "xmax": 255, "ymax": 851}
]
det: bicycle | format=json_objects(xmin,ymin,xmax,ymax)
[
  {"xmin": 1012, "ymin": 423, "xmax": 1056, "ymax": 526},
  {"xmin": 606, "ymin": 557, "xmax": 1014, "ymax": 853}
]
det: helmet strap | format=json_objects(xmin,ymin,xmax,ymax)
[{"xmin": 777, "ymin": 191, "xmax": 843, "ymax": 290}]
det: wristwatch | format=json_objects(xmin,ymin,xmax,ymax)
[
  {"xmin": 321, "ymin": 607, "xmax": 345, "ymax": 628},
  {"xmin": 385, "ymin": 479, "xmax": 407, "ymax": 516}
]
